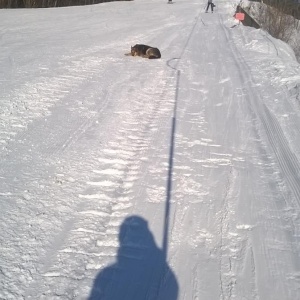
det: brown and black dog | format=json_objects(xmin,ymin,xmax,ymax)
[{"xmin": 125, "ymin": 44, "xmax": 161, "ymax": 59}]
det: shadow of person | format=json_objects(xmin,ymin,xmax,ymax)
[{"xmin": 88, "ymin": 215, "xmax": 178, "ymax": 300}]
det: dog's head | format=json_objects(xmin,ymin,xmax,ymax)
[
  {"xmin": 131, "ymin": 45, "xmax": 141, "ymax": 56},
  {"xmin": 131, "ymin": 46, "xmax": 137, "ymax": 56}
]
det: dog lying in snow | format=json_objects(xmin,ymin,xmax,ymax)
[{"xmin": 125, "ymin": 44, "xmax": 161, "ymax": 59}]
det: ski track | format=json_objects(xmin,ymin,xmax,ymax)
[
  {"xmin": 1, "ymin": 1, "xmax": 300, "ymax": 299},
  {"xmin": 219, "ymin": 14, "xmax": 300, "ymax": 300}
]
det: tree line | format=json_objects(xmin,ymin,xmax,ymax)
[
  {"xmin": 0, "ymin": 0, "xmax": 131, "ymax": 8},
  {"xmin": 263, "ymin": 0, "xmax": 300, "ymax": 20},
  {"xmin": 245, "ymin": 0, "xmax": 300, "ymax": 61}
]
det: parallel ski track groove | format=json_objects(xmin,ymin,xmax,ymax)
[{"xmin": 220, "ymin": 14, "xmax": 300, "ymax": 209}]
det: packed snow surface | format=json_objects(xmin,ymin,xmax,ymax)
[{"xmin": 1, "ymin": 0, "xmax": 300, "ymax": 299}]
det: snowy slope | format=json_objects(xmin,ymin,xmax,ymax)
[{"xmin": 1, "ymin": 0, "xmax": 300, "ymax": 299}]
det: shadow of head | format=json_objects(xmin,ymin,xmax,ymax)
[
  {"xmin": 88, "ymin": 215, "xmax": 178, "ymax": 300},
  {"xmin": 118, "ymin": 215, "xmax": 154, "ymax": 250}
]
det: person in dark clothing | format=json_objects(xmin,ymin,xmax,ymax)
[{"xmin": 205, "ymin": 0, "xmax": 215, "ymax": 13}]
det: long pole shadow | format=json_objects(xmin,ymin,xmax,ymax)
[
  {"xmin": 163, "ymin": 10, "xmax": 201, "ymax": 261},
  {"xmin": 88, "ymin": 12, "xmax": 202, "ymax": 299},
  {"xmin": 162, "ymin": 63, "xmax": 180, "ymax": 261},
  {"xmin": 87, "ymin": 59, "xmax": 182, "ymax": 300}
]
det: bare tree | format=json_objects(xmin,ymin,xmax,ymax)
[
  {"xmin": 0, "ymin": 0, "xmax": 129, "ymax": 8},
  {"xmin": 256, "ymin": 0, "xmax": 298, "ymax": 43},
  {"xmin": 250, "ymin": 0, "xmax": 300, "ymax": 62}
]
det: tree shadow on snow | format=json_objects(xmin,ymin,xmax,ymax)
[{"xmin": 88, "ymin": 215, "xmax": 178, "ymax": 300}]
